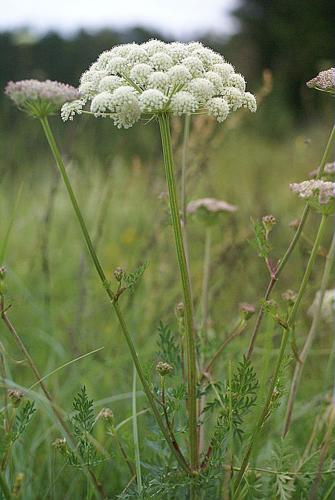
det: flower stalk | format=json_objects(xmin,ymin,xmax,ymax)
[
  {"xmin": 158, "ymin": 112, "xmax": 199, "ymax": 471},
  {"xmin": 283, "ymin": 231, "xmax": 335, "ymax": 436},
  {"xmin": 39, "ymin": 116, "xmax": 190, "ymax": 474},
  {"xmin": 235, "ymin": 213, "xmax": 329, "ymax": 492}
]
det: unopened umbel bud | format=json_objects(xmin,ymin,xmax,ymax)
[
  {"xmin": 175, "ymin": 302, "xmax": 185, "ymax": 319},
  {"xmin": 239, "ymin": 303, "xmax": 256, "ymax": 320},
  {"xmin": 156, "ymin": 361, "xmax": 173, "ymax": 376},
  {"xmin": 262, "ymin": 215, "xmax": 276, "ymax": 236},
  {"xmin": 99, "ymin": 407, "xmax": 114, "ymax": 424},
  {"xmin": 8, "ymin": 389, "xmax": 24, "ymax": 407},
  {"xmin": 113, "ymin": 267, "xmax": 124, "ymax": 282},
  {"xmin": 282, "ymin": 289, "xmax": 297, "ymax": 305}
]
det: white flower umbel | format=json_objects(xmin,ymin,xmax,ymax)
[
  {"xmin": 307, "ymin": 68, "xmax": 335, "ymax": 95},
  {"xmin": 290, "ymin": 179, "xmax": 335, "ymax": 215},
  {"xmin": 62, "ymin": 40, "xmax": 256, "ymax": 127}
]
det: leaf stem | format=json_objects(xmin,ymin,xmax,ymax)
[
  {"xmin": 158, "ymin": 113, "xmax": 199, "ymax": 471},
  {"xmin": 39, "ymin": 116, "xmax": 189, "ymax": 474}
]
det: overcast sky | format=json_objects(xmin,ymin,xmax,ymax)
[{"xmin": 0, "ymin": 0, "xmax": 238, "ymax": 38}]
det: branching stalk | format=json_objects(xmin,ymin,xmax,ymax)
[
  {"xmin": 234, "ymin": 214, "xmax": 329, "ymax": 492},
  {"xmin": 247, "ymin": 125, "xmax": 335, "ymax": 358},
  {"xmin": 39, "ymin": 116, "xmax": 189, "ymax": 474}
]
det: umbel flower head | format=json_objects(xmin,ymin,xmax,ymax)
[
  {"xmin": 290, "ymin": 179, "xmax": 335, "ymax": 215},
  {"xmin": 5, "ymin": 80, "xmax": 80, "ymax": 118},
  {"xmin": 187, "ymin": 197, "xmax": 237, "ymax": 225},
  {"xmin": 307, "ymin": 68, "xmax": 335, "ymax": 95},
  {"xmin": 61, "ymin": 40, "xmax": 257, "ymax": 128}
]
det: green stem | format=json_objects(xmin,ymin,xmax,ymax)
[
  {"xmin": 39, "ymin": 116, "xmax": 189, "ymax": 474},
  {"xmin": 132, "ymin": 365, "xmax": 142, "ymax": 496},
  {"xmin": 235, "ymin": 214, "xmax": 328, "ymax": 492},
  {"xmin": 158, "ymin": 113, "xmax": 199, "ymax": 471},
  {"xmin": 283, "ymin": 230, "xmax": 335, "ymax": 434},
  {"xmin": 201, "ymin": 226, "xmax": 211, "ymax": 337},
  {"xmin": 247, "ymin": 124, "xmax": 335, "ymax": 358},
  {"xmin": 0, "ymin": 471, "xmax": 12, "ymax": 500}
]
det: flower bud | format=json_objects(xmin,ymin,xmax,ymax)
[
  {"xmin": 239, "ymin": 303, "xmax": 256, "ymax": 320},
  {"xmin": 12, "ymin": 473, "xmax": 24, "ymax": 498},
  {"xmin": 113, "ymin": 267, "xmax": 124, "ymax": 282},
  {"xmin": 52, "ymin": 438, "xmax": 68, "ymax": 456},
  {"xmin": 98, "ymin": 407, "xmax": 114, "ymax": 424},
  {"xmin": 262, "ymin": 215, "xmax": 276, "ymax": 236},
  {"xmin": 156, "ymin": 361, "xmax": 173, "ymax": 376},
  {"xmin": 282, "ymin": 289, "xmax": 297, "ymax": 305},
  {"xmin": 175, "ymin": 302, "xmax": 185, "ymax": 319},
  {"xmin": 8, "ymin": 389, "xmax": 24, "ymax": 407}
]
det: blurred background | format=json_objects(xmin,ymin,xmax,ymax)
[{"xmin": 0, "ymin": 2, "xmax": 334, "ymax": 495}]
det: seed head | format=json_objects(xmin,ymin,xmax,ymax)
[
  {"xmin": 63, "ymin": 40, "xmax": 257, "ymax": 128},
  {"xmin": 156, "ymin": 361, "xmax": 173, "ymax": 376},
  {"xmin": 5, "ymin": 80, "xmax": 80, "ymax": 118}
]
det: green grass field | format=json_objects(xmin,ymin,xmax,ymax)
[{"xmin": 0, "ymin": 107, "xmax": 334, "ymax": 498}]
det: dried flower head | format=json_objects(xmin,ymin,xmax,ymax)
[
  {"xmin": 156, "ymin": 361, "xmax": 174, "ymax": 376},
  {"xmin": 290, "ymin": 179, "xmax": 335, "ymax": 215},
  {"xmin": 307, "ymin": 68, "xmax": 335, "ymax": 95},
  {"xmin": 187, "ymin": 197, "xmax": 237, "ymax": 225},
  {"xmin": 5, "ymin": 80, "xmax": 80, "ymax": 118},
  {"xmin": 62, "ymin": 40, "xmax": 256, "ymax": 128},
  {"xmin": 8, "ymin": 389, "xmax": 24, "ymax": 407},
  {"xmin": 308, "ymin": 289, "xmax": 335, "ymax": 324}
]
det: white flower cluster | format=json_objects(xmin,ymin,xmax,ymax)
[
  {"xmin": 290, "ymin": 179, "xmax": 335, "ymax": 214},
  {"xmin": 61, "ymin": 40, "xmax": 257, "ymax": 128}
]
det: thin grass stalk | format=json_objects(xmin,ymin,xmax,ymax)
[
  {"xmin": 39, "ymin": 116, "xmax": 189, "ymax": 474},
  {"xmin": 158, "ymin": 113, "xmax": 198, "ymax": 471},
  {"xmin": 132, "ymin": 365, "xmax": 142, "ymax": 495},
  {"xmin": 234, "ymin": 214, "xmax": 329, "ymax": 493},
  {"xmin": 247, "ymin": 125, "xmax": 335, "ymax": 358},
  {"xmin": 0, "ymin": 296, "xmax": 105, "ymax": 499},
  {"xmin": 283, "ymin": 232, "xmax": 335, "ymax": 436},
  {"xmin": 0, "ymin": 470, "xmax": 12, "ymax": 500}
]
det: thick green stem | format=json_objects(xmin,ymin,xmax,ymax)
[
  {"xmin": 247, "ymin": 124, "xmax": 335, "ymax": 358},
  {"xmin": 235, "ymin": 214, "xmax": 328, "ymax": 492},
  {"xmin": 39, "ymin": 116, "xmax": 189, "ymax": 474},
  {"xmin": 201, "ymin": 226, "xmax": 212, "ymax": 336},
  {"xmin": 158, "ymin": 113, "xmax": 199, "ymax": 471}
]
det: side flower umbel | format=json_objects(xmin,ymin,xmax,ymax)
[
  {"xmin": 61, "ymin": 40, "xmax": 256, "ymax": 128},
  {"xmin": 307, "ymin": 67, "xmax": 335, "ymax": 95},
  {"xmin": 5, "ymin": 80, "xmax": 80, "ymax": 118},
  {"xmin": 290, "ymin": 179, "xmax": 335, "ymax": 215}
]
